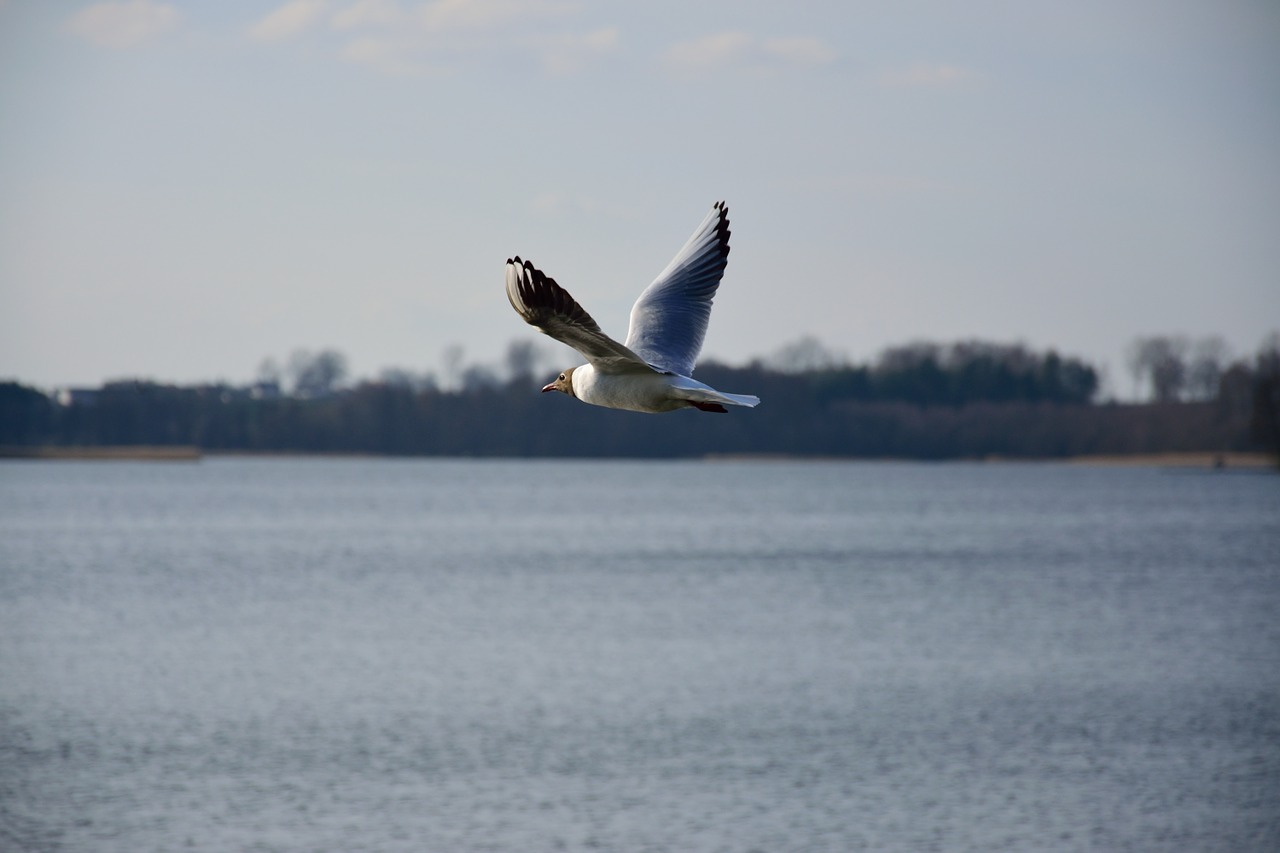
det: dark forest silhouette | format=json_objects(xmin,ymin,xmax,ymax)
[{"xmin": 2, "ymin": 337, "xmax": 1277, "ymax": 460}]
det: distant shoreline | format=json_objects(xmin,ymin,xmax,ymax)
[
  {"xmin": 2, "ymin": 446, "xmax": 1273, "ymax": 468},
  {"xmin": 1064, "ymin": 452, "xmax": 1275, "ymax": 469},
  {"xmin": 706, "ymin": 452, "xmax": 1277, "ymax": 468}
]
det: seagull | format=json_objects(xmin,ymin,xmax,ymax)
[{"xmin": 505, "ymin": 201, "xmax": 760, "ymax": 414}]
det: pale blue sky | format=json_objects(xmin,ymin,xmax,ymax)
[{"xmin": 2, "ymin": 0, "xmax": 1277, "ymax": 394}]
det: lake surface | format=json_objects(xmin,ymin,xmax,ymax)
[{"xmin": 1, "ymin": 458, "xmax": 1278, "ymax": 852}]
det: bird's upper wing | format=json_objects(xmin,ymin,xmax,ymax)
[
  {"xmin": 623, "ymin": 201, "xmax": 731, "ymax": 377},
  {"xmin": 506, "ymin": 257, "xmax": 656, "ymax": 375}
]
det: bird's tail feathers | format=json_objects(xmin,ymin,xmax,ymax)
[
  {"xmin": 678, "ymin": 386, "xmax": 760, "ymax": 409},
  {"xmin": 715, "ymin": 391, "xmax": 761, "ymax": 408}
]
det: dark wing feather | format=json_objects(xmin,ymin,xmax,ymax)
[{"xmin": 505, "ymin": 257, "xmax": 653, "ymax": 374}]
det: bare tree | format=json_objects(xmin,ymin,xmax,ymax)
[
  {"xmin": 256, "ymin": 357, "xmax": 282, "ymax": 385},
  {"xmin": 441, "ymin": 344, "xmax": 465, "ymax": 391},
  {"xmin": 768, "ymin": 335, "xmax": 844, "ymax": 373},
  {"xmin": 1127, "ymin": 336, "xmax": 1189, "ymax": 402},
  {"xmin": 504, "ymin": 340, "xmax": 544, "ymax": 383},
  {"xmin": 877, "ymin": 341, "xmax": 942, "ymax": 373},
  {"xmin": 1186, "ymin": 336, "xmax": 1230, "ymax": 401},
  {"xmin": 1253, "ymin": 332, "xmax": 1280, "ymax": 459},
  {"xmin": 288, "ymin": 348, "xmax": 348, "ymax": 398},
  {"xmin": 251, "ymin": 357, "xmax": 284, "ymax": 399}
]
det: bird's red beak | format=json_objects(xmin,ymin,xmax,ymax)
[{"xmin": 541, "ymin": 382, "xmax": 556, "ymax": 393}]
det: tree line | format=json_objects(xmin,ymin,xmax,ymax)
[{"xmin": 2, "ymin": 337, "xmax": 1276, "ymax": 460}]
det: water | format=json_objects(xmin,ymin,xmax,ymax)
[{"xmin": 1, "ymin": 458, "xmax": 1278, "ymax": 852}]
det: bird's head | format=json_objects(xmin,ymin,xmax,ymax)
[{"xmin": 541, "ymin": 367, "xmax": 576, "ymax": 397}]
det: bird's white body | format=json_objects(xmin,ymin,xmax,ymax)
[
  {"xmin": 505, "ymin": 201, "xmax": 759, "ymax": 415},
  {"xmin": 570, "ymin": 364, "xmax": 758, "ymax": 414}
]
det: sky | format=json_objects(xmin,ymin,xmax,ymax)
[{"xmin": 2, "ymin": 0, "xmax": 1278, "ymax": 397}]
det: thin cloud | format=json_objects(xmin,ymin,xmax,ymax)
[
  {"xmin": 535, "ymin": 26, "xmax": 619, "ymax": 75},
  {"xmin": 249, "ymin": 0, "xmax": 330, "ymax": 42},
  {"xmin": 67, "ymin": 0, "xmax": 178, "ymax": 49},
  {"xmin": 330, "ymin": 1, "xmax": 607, "ymax": 76},
  {"xmin": 330, "ymin": 0, "xmax": 575, "ymax": 33},
  {"xmin": 876, "ymin": 63, "xmax": 982, "ymax": 88},
  {"xmin": 762, "ymin": 36, "xmax": 836, "ymax": 66},
  {"xmin": 339, "ymin": 35, "xmax": 444, "ymax": 76},
  {"xmin": 331, "ymin": 0, "xmax": 402, "ymax": 30},
  {"xmin": 662, "ymin": 31, "xmax": 752, "ymax": 71},
  {"xmin": 417, "ymin": 0, "xmax": 576, "ymax": 33},
  {"xmin": 340, "ymin": 35, "xmax": 411, "ymax": 74},
  {"xmin": 259, "ymin": 0, "xmax": 603, "ymax": 77},
  {"xmin": 663, "ymin": 31, "xmax": 835, "ymax": 74}
]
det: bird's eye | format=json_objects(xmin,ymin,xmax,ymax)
[{"xmin": 559, "ymin": 373, "xmax": 566, "ymax": 381}]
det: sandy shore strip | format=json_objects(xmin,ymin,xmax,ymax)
[
  {"xmin": 1067, "ymin": 452, "xmax": 1276, "ymax": 468},
  {"xmin": 0, "ymin": 446, "xmax": 202, "ymax": 461}
]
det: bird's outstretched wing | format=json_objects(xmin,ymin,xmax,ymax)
[
  {"xmin": 623, "ymin": 201, "xmax": 730, "ymax": 377},
  {"xmin": 505, "ymin": 257, "xmax": 655, "ymax": 375}
]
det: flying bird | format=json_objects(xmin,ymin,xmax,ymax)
[{"xmin": 505, "ymin": 201, "xmax": 760, "ymax": 414}]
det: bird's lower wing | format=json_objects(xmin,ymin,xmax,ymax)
[{"xmin": 506, "ymin": 257, "xmax": 656, "ymax": 375}]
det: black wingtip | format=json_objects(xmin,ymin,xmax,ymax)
[{"xmin": 713, "ymin": 200, "xmax": 731, "ymax": 257}]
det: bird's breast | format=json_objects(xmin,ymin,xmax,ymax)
[{"xmin": 573, "ymin": 366, "xmax": 686, "ymax": 413}]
